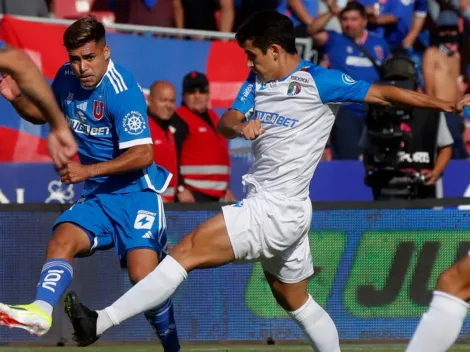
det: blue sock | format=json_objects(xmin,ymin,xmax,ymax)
[
  {"xmin": 144, "ymin": 299, "xmax": 180, "ymax": 352},
  {"xmin": 35, "ymin": 259, "xmax": 73, "ymax": 309}
]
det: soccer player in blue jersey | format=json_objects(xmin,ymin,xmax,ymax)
[
  {"xmin": 0, "ymin": 16, "xmax": 180, "ymax": 352},
  {"xmin": 65, "ymin": 11, "xmax": 470, "ymax": 351}
]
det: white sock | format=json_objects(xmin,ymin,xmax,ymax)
[
  {"xmin": 33, "ymin": 300, "xmax": 53, "ymax": 316},
  {"xmin": 406, "ymin": 290, "xmax": 469, "ymax": 352},
  {"xmin": 96, "ymin": 256, "xmax": 187, "ymax": 335},
  {"xmin": 287, "ymin": 295, "xmax": 341, "ymax": 352}
]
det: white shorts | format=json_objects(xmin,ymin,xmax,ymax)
[{"xmin": 222, "ymin": 194, "xmax": 313, "ymax": 284}]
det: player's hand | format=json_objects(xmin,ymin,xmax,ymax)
[
  {"xmin": 455, "ymin": 94, "xmax": 470, "ymax": 114},
  {"xmin": 423, "ymin": 170, "xmax": 440, "ymax": 185},
  {"xmin": 239, "ymin": 120, "xmax": 265, "ymax": 140},
  {"xmin": 59, "ymin": 161, "xmax": 92, "ymax": 184},
  {"xmin": 48, "ymin": 124, "xmax": 78, "ymax": 169},
  {"xmin": 222, "ymin": 188, "xmax": 236, "ymax": 203},
  {"xmin": 0, "ymin": 74, "xmax": 21, "ymax": 101},
  {"xmin": 177, "ymin": 187, "xmax": 196, "ymax": 203}
]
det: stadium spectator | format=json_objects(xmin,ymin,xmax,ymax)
[
  {"xmin": 174, "ymin": 0, "xmax": 234, "ymax": 32},
  {"xmin": 277, "ymin": 0, "xmax": 318, "ymax": 37},
  {"xmin": 309, "ymin": 1, "xmax": 390, "ymax": 159},
  {"xmin": 357, "ymin": 0, "xmax": 427, "ymax": 50},
  {"xmin": 112, "ymin": 0, "xmax": 181, "ymax": 27},
  {"xmin": 422, "ymin": 10, "xmax": 469, "ymax": 159},
  {"xmin": 147, "ymin": 81, "xmax": 179, "ymax": 202},
  {"xmin": 0, "ymin": 0, "xmax": 49, "ymax": 17},
  {"xmin": 172, "ymin": 71, "xmax": 234, "ymax": 203}
]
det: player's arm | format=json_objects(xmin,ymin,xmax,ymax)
[
  {"xmin": 218, "ymin": 72, "xmax": 264, "ymax": 140},
  {"xmin": 87, "ymin": 144, "xmax": 153, "ymax": 178},
  {"xmin": 364, "ymin": 85, "xmax": 455, "ymax": 112},
  {"xmin": 0, "ymin": 46, "xmax": 59, "ymax": 125}
]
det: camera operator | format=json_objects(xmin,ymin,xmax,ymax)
[{"xmin": 360, "ymin": 55, "xmax": 454, "ymax": 200}]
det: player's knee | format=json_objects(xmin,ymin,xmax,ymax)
[
  {"xmin": 128, "ymin": 266, "xmax": 153, "ymax": 285},
  {"xmin": 46, "ymin": 234, "xmax": 82, "ymax": 260}
]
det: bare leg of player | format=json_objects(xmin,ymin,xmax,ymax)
[
  {"xmin": 96, "ymin": 213, "xmax": 236, "ymax": 335},
  {"xmin": 265, "ymin": 272, "xmax": 341, "ymax": 352},
  {"xmin": 406, "ymin": 255, "xmax": 470, "ymax": 352}
]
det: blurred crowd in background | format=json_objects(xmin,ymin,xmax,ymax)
[{"xmin": 1, "ymin": 0, "xmax": 470, "ymax": 202}]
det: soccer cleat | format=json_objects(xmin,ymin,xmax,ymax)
[
  {"xmin": 0, "ymin": 303, "xmax": 52, "ymax": 336},
  {"xmin": 64, "ymin": 291, "xmax": 99, "ymax": 347}
]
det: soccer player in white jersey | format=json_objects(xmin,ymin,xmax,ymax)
[{"xmin": 66, "ymin": 11, "xmax": 470, "ymax": 350}]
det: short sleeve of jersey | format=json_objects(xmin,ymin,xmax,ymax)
[
  {"xmin": 309, "ymin": 66, "xmax": 371, "ymax": 104},
  {"xmin": 230, "ymin": 72, "xmax": 256, "ymax": 118},
  {"xmin": 107, "ymin": 79, "xmax": 152, "ymax": 150},
  {"xmin": 414, "ymin": 0, "xmax": 427, "ymax": 16}
]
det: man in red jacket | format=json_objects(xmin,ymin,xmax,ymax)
[
  {"xmin": 172, "ymin": 71, "xmax": 236, "ymax": 202},
  {"xmin": 147, "ymin": 80, "xmax": 179, "ymax": 202}
]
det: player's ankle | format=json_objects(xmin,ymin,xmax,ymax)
[{"xmin": 33, "ymin": 300, "xmax": 53, "ymax": 316}]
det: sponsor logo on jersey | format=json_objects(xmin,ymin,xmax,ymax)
[
  {"xmin": 134, "ymin": 210, "xmax": 156, "ymax": 230},
  {"xmin": 254, "ymin": 110, "xmax": 299, "ymax": 128},
  {"xmin": 341, "ymin": 74, "xmax": 357, "ymax": 85},
  {"xmin": 77, "ymin": 102, "xmax": 88, "ymax": 111},
  {"xmin": 65, "ymin": 69, "xmax": 75, "ymax": 76},
  {"xmin": 123, "ymin": 111, "xmax": 146, "ymax": 135},
  {"xmin": 287, "ymin": 81, "xmax": 302, "ymax": 96},
  {"xmin": 93, "ymin": 100, "xmax": 104, "ymax": 120},
  {"xmin": 67, "ymin": 116, "xmax": 111, "ymax": 136},
  {"xmin": 240, "ymin": 83, "xmax": 253, "ymax": 102},
  {"xmin": 290, "ymin": 75, "xmax": 308, "ymax": 83}
]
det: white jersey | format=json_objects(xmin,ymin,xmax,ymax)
[{"xmin": 231, "ymin": 60, "xmax": 371, "ymax": 199}]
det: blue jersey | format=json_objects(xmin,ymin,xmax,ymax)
[
  {"xmin": 324, "ymin": 31, "xmax": 389, "ymax": 115},
  {"xmin": 362, "ymin": 0, "xmax": 427, "ymax": 47},
  {"xmin": 277, "ymin": 0, "xmax": 317, "ymax": 27},
  {"xmin": 52, "ymin": 60, "xmax": 171, "ymax": 197}
]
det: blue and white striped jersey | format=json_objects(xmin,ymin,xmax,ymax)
[{"xmin": 52, "ymin": 59, "xmax": 171, "ymax": 197}]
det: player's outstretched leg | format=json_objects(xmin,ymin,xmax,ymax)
[
  {"xmin": 264, "ymin": 271, "xmax": 341, "ymax": 352},
  {"xmin": 0, "ymin": 223, "xmax": 89, "ymax": 336},
  {"xmin": 67, "ymin": 213, "xmax": 235, "ymax": 345},
  {"xmin": 406, "ymin": 255, "xmax": 470, "ymax": 352},
  {"xmin": 127, "ymin": 249, "xmax": 180, "ymax": 352}
]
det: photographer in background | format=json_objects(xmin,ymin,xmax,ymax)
[{"xmin": 361, "ymin": 55, "xmax": 454, "ymax": 200}]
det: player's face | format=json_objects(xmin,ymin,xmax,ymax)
[
  {"xmin": 242, "ymin": 40, "xmax": 279, "ymax": 81},
  {"xmin": 68, "ymin": 41, "xmax": 110, "ymax": 88},
  {"xmin": 340, "ymin": 10, "xmax": 367, "ymax": 38},
  {"xmin": 148, "ymin": 85, "xmax": 176, "ymax": 120},
  {"xmin": 183, "ymin": 88, "xmax": 210, "ymax": 114}
]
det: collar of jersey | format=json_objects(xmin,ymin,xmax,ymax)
[
  {"xmin": 277, "ymin": 59, "xmax": 306, "ymax": 82},
  {"xmin": 80, "ymin": 59, "xmax": 114, "ymax": 90}
]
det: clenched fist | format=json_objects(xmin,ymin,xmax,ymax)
[
  {"xmin": 237, "ymin": 120, "xmax": 265, "ymax": 140},
  {"xmin": 59, "ymin": 162, "xmax": 93, "ymax": 184}
]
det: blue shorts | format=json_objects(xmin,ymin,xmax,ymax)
[{"xmin": 54, "ymin": 191, "xmax": 167, "ymax": 267}]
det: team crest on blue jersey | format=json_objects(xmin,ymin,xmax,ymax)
[
  {"xmin": 123, "ymin": 111, "xmax": 146, "ymax": 135},
  {"xmin": 341, "ymin": 74, "xmax": 356, "ymax": 85},
  {"xmin": 287, "ymin": 82, "xmax": 301, "ymax": 96},
  {"xmin": 93, "ymin": 100, "xmax": 104, "ymax": 120}
]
